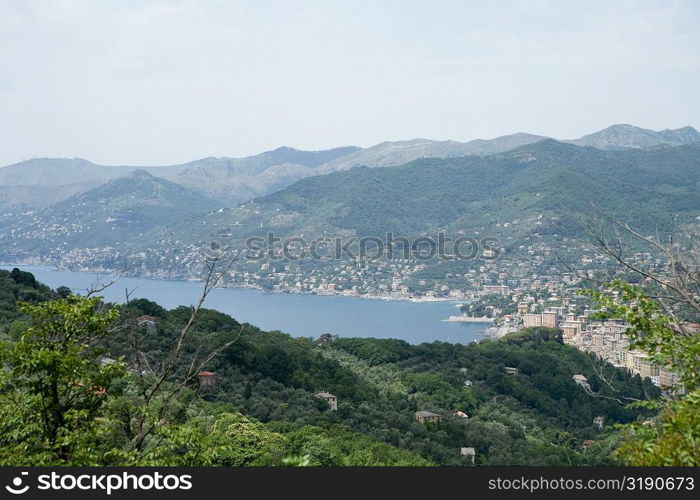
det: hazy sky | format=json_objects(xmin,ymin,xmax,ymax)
[{"xmin": 1, "ymin": 0, "xmax": 699, "ymax": 166}]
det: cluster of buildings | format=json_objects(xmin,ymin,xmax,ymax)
[
  {"xmin": 3, "ymin": 215, "xmax": 646, "ymax": 301},
  {"xmin": 509, "ymin": 300, "xmax": 690, "ymax": 391},
  {"xmin": 567, "ymin": 319, "xmax": 692, "ymax": 390}
]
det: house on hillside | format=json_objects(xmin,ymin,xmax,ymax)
[
  {"xmin": 504, "ymin": 366, "xmax": 520, "ymax": 375},
  {"xmin": 136, "ymin": 315, "xmax": 157, "ymax": 333},
  {"xmin": 315, "ymin": 392, "xmax": 338, "ymax": 411},
  {"xmin": 197, "ymin": 371, "xmax": 216, "ymax": 388},
  {"xmin": 415, "ymin": 411, "xmax": 441, "ymax": 424},
  {"xmin": 593, "ymin": 416, "xmax": 604, "ymax": 430},
  {"xmin": 573, "ymin": 374, "xmax": 590, "ymax": 389},
  {"xmin": 460, "ymin": 447, "xmax": 476, "ymax": 464}
]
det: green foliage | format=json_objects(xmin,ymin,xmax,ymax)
[
  {"xmin": 0, "ymin": 268, "xmax": 56, "ymax": 332},
  {"xmin": 501, "ymin": 327, "xmax": 563, "ymax": 345},
  {"xmin": 136, "ymin": 412, "xmax": 286, "ymax": 466},
  {"xmin": 195, "ymin": 141, "xmax": 700, "ymax": 244},
  {"xmin": 271, "ymin": 423, "xmax": 432, "ymax": 466},
  {"xmin": 0, "ymin": 294, "xmax": 125, "ymax": 464},
  {"xmin": 0, "ymin": 270, "xmax": 671, "ymax": 466},
  {"xmin": 616, "ymin": 389, "xmax": 700, "ymax": 466},
  {"xmin": 332, "ymin": 337, "xmax": 414, "ymax": 365}
]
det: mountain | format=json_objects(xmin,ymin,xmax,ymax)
[
  {"xmin": 0, "ymin": 146, "xmax": 360, "ymax": 209},
  {"xmin": 179, "ymin": 140, "xmax": 700, "ymax": 245},
  {"xmin": 0, "ymin": 181, "xmax": 107, "ymax": 210},
  {"xmin": 317, "ymin": 133, "xmax": 547, "ymax": 173},
  {"xmin": 566, "ymin": 124, "xmax": 700, "ymax": 150},
  {"xmin": 150, "ymin": 146, "xmax": 359, "ymax": 203},
  {"xmin": 2, "ymin": 140, "xmax": 699, "ymax": 291},
  {"xmin": 3, "ymin": 125, "xmax": 697, "ymax": 211},
  {"xmin": 0, "ymin": 157, "xmax": 134, "ymax": 186},
  {"xmin": 3, "ymin": 141, "xmax": 699, "ymax": 265},
  {"xmin": 0, "ymin": 170, "xmax": 220, "ymax": 250}
]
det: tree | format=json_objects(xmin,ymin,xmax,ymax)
[
  {"xmin": 0, "ymin": 295, "xmax": 125, "ymax": 464},
  {"xmin": 122, "ymin": 253, "xmax": 243, "ymax": 452},
  {"xmin": 243, "ymin": 381, "xmax": 253, "ymax": 400},
  {"xmin": 615, "ymin": 390, "xmax": 700, "ymax": 466}
]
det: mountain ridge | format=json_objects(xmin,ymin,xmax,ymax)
[
  {"xmin": 0, "ymin": 171, "xmax": 221, "ymax": 249},
  {"xmin": 565, "ymin": 124, "xmax": 700, "ymax": 150},
  {"xmin": 1, "ymin": 124, "xmax": 697, "ymax": 211}
]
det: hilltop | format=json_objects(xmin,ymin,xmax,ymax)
[
  {"xmin": 567, "ymin": 124, "xmax": 700, "ymax": 150},
  {"xmin": 0, "ymin": 146, "xmax": 360, "ymax": 209},
  {"xmin": 0, "ymin": 170, "xmax": 220, "ymax": 250}
]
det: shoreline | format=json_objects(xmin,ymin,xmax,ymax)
[
  {"xmin": 0, "ymin": 261, "xmax": 471, "ymax": 304},
  {"xmin": 442, "ymin": 315, "xmax": 494, "ymax": 323}
]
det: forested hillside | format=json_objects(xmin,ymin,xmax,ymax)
[
  {"xmin": 229, "ymin": 140, "xmax": 700, "ymax": 240},
  {"xmin": 127, "ymin": 140, "xmax": 700, "ymax": 257},
  {"xmin": 0, "ymin": 269, "xmax": 660, "ymax": 466}
]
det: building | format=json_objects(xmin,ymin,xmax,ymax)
[
  {"xmin": 523, "ymin": 313, "xmax": 542, "ymax": 328},
  {"xmin": 415, "ymin": 410, "xmax": 441, "ymax": 424},
  {"xmin": 561, "ymin": 321, "xmax": 582, "ymax": 339},
  {"xmin": 136, "ymin": 315, "xmax": 156, "ymax": 325},
  {"xmin": 593, "ymin": 416, "xmax": 604, "ymax": 430},
  {"xmin": 541, "ymin": 311, "xmax": 558, "ymax": 328},
  {"xmin": 314, "ymin": 392, "xmax": 338, "ymax": 411},
  {"xmin": 658, "ymin": 367, "xmax": 682, "ymax": 390},
  {"xmin": 483, "ymin": 285, "xmax": 509, "ymax": 296},
  {"xmin": 572, "ymin": 374, "xmax": 589, "ymax": 388},
  {"xmin": 136, "ymin": 315, "xmax": 157, "ymax": 333},
  {"xmin": 680, "ymin": 322, "xmax": 700, "ymax": 334},
  {"xmin": 504, "ymin": 367, "xmax": 520, "ymax": 375},
  {"xmin": 197, "ymin": 371, "xmax": 216, "ymax": 388},
  {"xmin": 460, "ymin": 447, "xmax": 476, "ymax": 464},
  {"xmin": 638, "ymin": 358, "xmax": 660, "ymax": 379},
  {"xmin": 454, "ymin": 410, "xmax": 469, "ymax": 419}
]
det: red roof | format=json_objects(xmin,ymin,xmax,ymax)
[{"xmin": 198, "ymin": 371, "xmax": 215, "ymax": 376}]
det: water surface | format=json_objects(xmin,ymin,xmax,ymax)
[{"xmin": 2, "ymin": 264, "xmax": 488, "ymax": 344}]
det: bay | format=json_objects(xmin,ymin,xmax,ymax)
[{"xmin": 1, "ymin": 264, "xmax": 489, "ymax": 345}]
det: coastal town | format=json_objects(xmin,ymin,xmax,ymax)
[{"xmin": 2, "ymin": 200, "xmax": 695, "ymax": 397}]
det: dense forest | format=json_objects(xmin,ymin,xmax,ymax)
[{"xmin": 0, "ymin": 268, "xmax": 661, "ymax": 466}]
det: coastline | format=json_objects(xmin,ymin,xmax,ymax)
[
  {"xmin": 0, "ymin": 261, "xmax": 469, "ymax": 304},
  {"xmin": 0, "ymin": 261, "xmax": 490, "ymax": 346},
  {"xmin": 442, "ymin": 315, "xmax": 494, "ymax": 323}
]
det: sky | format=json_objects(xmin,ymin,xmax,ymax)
[{"xmin": 0, "ymin": 0, "xmax": 699, "ymax": 166}]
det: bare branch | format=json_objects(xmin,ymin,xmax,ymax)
[{"xmin": 85, "ymin": 265, "xmax": 128, "ymax": 298}]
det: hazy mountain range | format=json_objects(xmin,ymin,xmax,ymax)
[
  {"xmin": 1, "ymin": 124, "xmax": 697, "ymax": 211},
  {"xmin": 149, "ymin": 140, "xmax": 700, "ymax": 248},
  {"xmin": 2, "ymin": 136, "xmax": 699, "ymax": 268}
]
